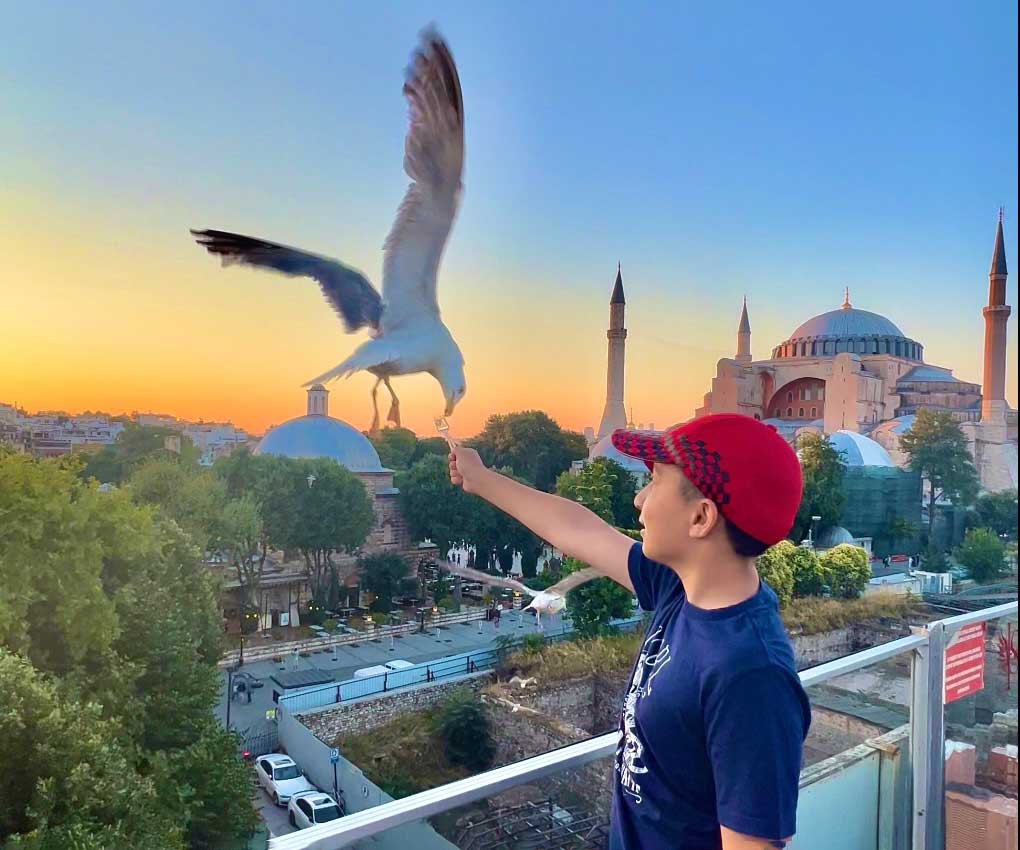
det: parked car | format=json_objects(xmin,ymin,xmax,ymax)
[
  {"xmin": 287, "ymin": 790, "xmax": 343, "ymax": 828},
  {"xmin": 254, "ymin": 754, "xmax": 316, "ymax": 806}
]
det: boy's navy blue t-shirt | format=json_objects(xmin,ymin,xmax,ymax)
[{"xmin": 609, "ymin": 543, "xmax": 810, "ymax": 850}]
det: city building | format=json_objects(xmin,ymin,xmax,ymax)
[
  {"xmin": 695, "ymin": 214, "xmax": 1017, "ymax": 492},
  {"xmin": 235, "ymin": 385, "xmax": 413, "ymax": 628}
]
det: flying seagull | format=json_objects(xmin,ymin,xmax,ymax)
[
  {"xmin": 192, "ymin": 28, "xmax": 466, "ymax": 433},
  {"xmin": 441, "ymin": 561, "xmax": 602, "ymax": 617}
]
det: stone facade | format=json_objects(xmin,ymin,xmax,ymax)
[{"xmin": 301, "ymin": 675, "xmax": 490, "ymax": 742}]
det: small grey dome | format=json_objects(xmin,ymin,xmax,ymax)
[{"xmin": 256, "ymin": 415, "xmax": 386, "ymax": 472}]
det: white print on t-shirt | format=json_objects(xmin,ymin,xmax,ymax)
[{"xmin": 616, "ymin": 625, "xmax": 672, "ymax": 804}]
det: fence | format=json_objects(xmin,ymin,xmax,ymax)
[
  {"xmin": 236, "ymin": 724, "xmax": 278, "ymax": 759},
  {"xmin": 266, "ymin": 601, "xmax": 1018, "ymax": 850},
  {"xmin": 220, "ymin": 607, "xmax": 491, "ymax": 668},
  {"xmin": 279, "ymin": 616, "xmax": 644, "ymax": 714}
]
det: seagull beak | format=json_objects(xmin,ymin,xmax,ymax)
[{"xmin": 444, "ymin": 397, "xmax": 456, "ymax": 416}]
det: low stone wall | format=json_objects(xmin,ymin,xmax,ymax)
[{"xmin": 302, "ymin": 674, "xmax": 490, "ymax": 742}]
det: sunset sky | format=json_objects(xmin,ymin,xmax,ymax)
[{"xmin": 2, "ymin": 1, "xmax": 1017, "ymax": 437}]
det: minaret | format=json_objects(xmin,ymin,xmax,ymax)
[
  {"xmin": 307, "ymin": 383, "xmax": 329, "ymax": 416},
  {"xmin": 981, "ymin": 209, "xmax": 1010, "ymax": 424},
  {"xmin": 736, "ymin": 296, "xmax": 752, "ymax": 363},
  {"xmin": 597, "ymin": 264, "xmax": 628, "ymax": 439}
]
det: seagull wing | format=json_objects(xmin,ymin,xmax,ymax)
[
  {"xmin": 380, "ymin": 29, "xmax": 464, "ymax": 332},
  {"xmin": 442, "ymin": 562, "xmax": 532, "ymax": 595},
  {"xmin": 191, "ymin": 229, "xmax": 382, "ymax": 333},
  {"xmin": 543, "ymin": 568, "xmax": 602, "ymax": 597}
]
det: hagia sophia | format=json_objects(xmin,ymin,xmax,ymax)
[{"xmin": 588, "ymin": 213, "xmax": 1018, "ymax": 497}]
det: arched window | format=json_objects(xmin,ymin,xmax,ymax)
[
  {"xmin": 848, "ymin": 340, "xmax": 856, "ymax": 353},
  {"xmin": 798, "ymin": 407, "xmax": 805, "ymax": 417},
  {"xmin": 787, "ymin": 391, "xmax": 793, "ymax": 402},
  {"xmin": 786, "ymin": 407, "xmax": 793, "ymax": 417},
  {"xmin": 811, "ymin": 407, "xmax": 817, "ymax": 417}
]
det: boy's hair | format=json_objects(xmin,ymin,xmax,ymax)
[{"xmin": 676, "ymin": 474, "xmax": 769, "ymax": 558}]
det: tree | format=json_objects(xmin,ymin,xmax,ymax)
[
  {"xmin": 899, "ymin": 410, "xmax": 980, "ymax": 544},
  {"xmin": 80, "ymin": 422, "xmax": 201, "ymax": 484},
  {"xmin": 127, "ymin": 457, "xmax": 227, "ymax": 552},
  {"xmin": 397, "ymin": 454, "xmax": 472, "ymax": 558},
  {"xmin": 562, "ymin": 556, "xmax": 636, "ymax": 637},
  {"xmin": 289, "ymin": 458, "xmax": 375, "ymax": 600},
  {"xmin": 955, "ymin": 528, "xmax": 1008, "ymax": 583},
  {"xmin": 556, "ymin": 457, "xmax": 639, "ymax": 531},
  {"xmin": 819, "ymin": 544, "xmax": 871, "ymax": 599},
  {"xmin": 791, "ymin": 433, "xmax": 846, "ymax": 542},
  {"xmin": 432, "ymin": 689, "xmax": 495, "ymax": 771},
  {"xmin": 469, "ymin": 411, "xmax": 587, "ymax": 491},
  {"xmin": 369, "ymin": 427, "xmax": 419, "ymax": 470},
  {"xmin": 755, "ymin": 542, "xmax": 796, "ymax": 607},
  {"xmin": 970, "ymin": 489, "xmax": 1018, "ymax": 541},
  {"xmin": 877, "ymin": 517, "xmax": 918, "ymax": 556},
  {"xmin": 0, "ymin": 650, "xmax": 184, "ymax": 850},
  {"xmin": 359, "ymin": 553, "xmax": 410, "ymax": 613},
  {"xmin": 0, "ymin": 452, "xmax": 255, "ymax": 850},
  {"xmin": 412, "ymin": 436, "xmax": 451, "ymax": 464},
  {"xmin": 218, "ymin": 495, "xmax": 266, "ymax": 629}
]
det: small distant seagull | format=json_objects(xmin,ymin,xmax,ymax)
[
  {"xmin": 442, "ymin": 561, "xmax": 602, "ymax": 616},
  {"xmin": 192, "ymin": 28, "xmax": 466, "ymax": 433}
]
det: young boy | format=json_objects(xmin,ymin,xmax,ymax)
[{"xmin": 448, "ymin": 413, "xmax": 810, "ymax": 850}]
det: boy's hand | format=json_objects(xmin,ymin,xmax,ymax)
[{"xmin": 448, "ymin": 446, "xmax": 488, "ymax": 494}]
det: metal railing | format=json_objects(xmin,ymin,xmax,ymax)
[
  {"xmin": 279, "ymin": 617, "xmax": 644, "ymax": 713},
  {"xmin": 268, "ymin": 601, "xmax": 1018, "ymax": 850},
  {"xmin": 221, "ymin": 608, "xmax": 493, "ymax": 667}
]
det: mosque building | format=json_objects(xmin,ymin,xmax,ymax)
[
  {"xmin": 228, "ymin": 385, "xmax": 411, "ymax": 628},
  {"xmin": 695, "ymin": 213, "xmax": 1017, "ymax": 494}
]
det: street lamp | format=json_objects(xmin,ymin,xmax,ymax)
[{"xmin": 808, "ymin": 515, "xmax": 822, "ymax": 548}]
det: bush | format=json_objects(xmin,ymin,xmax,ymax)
[
  {"xmin": 520, "ymin": 633, "xmax": 546, "ymax": 656},
  {"xmin": 756, "ymin": 542, "xmax": 796, "ymax": 607},
  {"xmin": 432, "ymin": 689, "xmax": 495, "ymax": 771},
  {"xmin": 782, "ymin": 594, "xmax": 917, "ymax": 635},
  {"xmin": 819, "ymin": 544, "xmax": 871, "ymax": 599},
  {"xmin": 788, "ymin": 546, "xmax": 826, "ymax": 597},
  {"xmin": 956, "ymin": 528, "xmax": 1008, "ymax": 582}
]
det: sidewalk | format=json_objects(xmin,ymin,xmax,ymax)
[{"xmin": 217, "ymin": 609, "xmax": 563, "ymax": 737}]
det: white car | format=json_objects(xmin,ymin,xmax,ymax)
[
  {"xmin": 287, "ymin": 790, "xmax": 343, "ymax": 829},
  {"xmin": 254, "ymin": 754, "xmax": 316, "ymax": 806}
]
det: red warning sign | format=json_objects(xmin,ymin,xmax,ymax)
[{"xmin": 944, "ymin": 622, "xmax": 987, "ymax": 704}]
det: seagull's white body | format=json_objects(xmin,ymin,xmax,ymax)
[{"xmin": 193, "ymin": 29, "xmax": 467, "ymax": 432}]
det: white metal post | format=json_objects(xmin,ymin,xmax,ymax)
[{"xmin": 910, "ymin": 621, "xmax": 945, "ymax": 850}]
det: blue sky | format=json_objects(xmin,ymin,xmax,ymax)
[{"xmin": 2, "ymin": 1, "xmax": 1017, "ymax": 432}]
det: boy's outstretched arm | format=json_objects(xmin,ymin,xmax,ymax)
[{"xmin": 448, "ymin": 446, "xmax": 634, "ymax": 591}]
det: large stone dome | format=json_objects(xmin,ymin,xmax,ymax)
[
  {"xmin": 255, "ymin": 385, "xmax": 387, "ymax": 472},
  {"xmin": 828, "ymin": 430, "xmax": 894, "ymax": 467},
  {"xmin": 771, "ymin": 291, "xmax": 923, "ymax": 362},
  {"xmin": 789, "ymin": 307, "xmax": 904, "ymax": 340}
]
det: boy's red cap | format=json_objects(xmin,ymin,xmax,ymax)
[{"xmin": 611, "ymin": 413, "xmax": 802, "ymax": 546}]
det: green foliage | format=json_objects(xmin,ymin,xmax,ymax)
[
  {"xmin": 397, "ymin": 454, "xmax": 471, "ymax": 558},
  {"xmin": 0, "ymin": 650, "xmax": 184, "ymax": 850},
  {"xmin": 781, "ymin": 594, "xmax": 917, "ymax": 635},
  {"xmin": 80, "ymin": 422, "xmax": 200, "ymax": 484},
  {"xmin": 127, "ymin": 457, "xmax": 227, "ymax": 552},
  {"xmin": 468, "ymin": 410, "xmax": 587, "ymax": 492},
  {"xmin": 818, "ymin": 543, "xmax": 871, "ymax": 599},
  {"xmin": 970, "ymin": 489, "xmax": 1018, "ymax": 541},
  {"xmin": 788, "ymin": 545, "xmax": 827, "ymax": 598},
  {"xmin": 562, "ymin": 557, "xmax": 635, "ymax": 638},
  {"xmin": 922, "ymin": 545, "xmax": 949, "ymax": 571},
  {"xmin": 520, "ymin": 633, "xmax": 546, "ymax": 656},
  {"xmin": 791, "ymin": 433, "xmax": 847, "ymax": 542},
  {"xmin": 755, "ymin": 541, "xmax": 796, "ymax": 606},
  {"xmin": 899, "ymin": 410, "xmax": 980, "ymax": 540},
  {"xmin": 369, "ymin": 427, "xmax": 419, "ymax": 470},
  {"xmin": 359, "ymin": 553, "xmax": 410, "ymax": 612},
  {"xmin": 432, "ymin": 689, "xmax": 495, "ymax": 771},
  {"xmin": 556, "ymin": 456, "xmax": 640, "ymax": 529},
  {"xmin": 502, "ymin": 630, "xmax": 645, "ymax": 682},
  {"xmin": 0, "ymin": 453, "xmax": 254, "ymax": 850},
  {"xmin": 955, "ymin": 528, "xmax": 1008, "ymax": 582}
]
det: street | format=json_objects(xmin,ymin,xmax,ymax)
[{"xmin": 218, "ymin": 609, "xmax": 566, "ymax": 738}]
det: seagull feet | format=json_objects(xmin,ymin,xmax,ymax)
[{"xmin": 387, "ymin": 400, "xmax": 401, "ymax": 428}]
